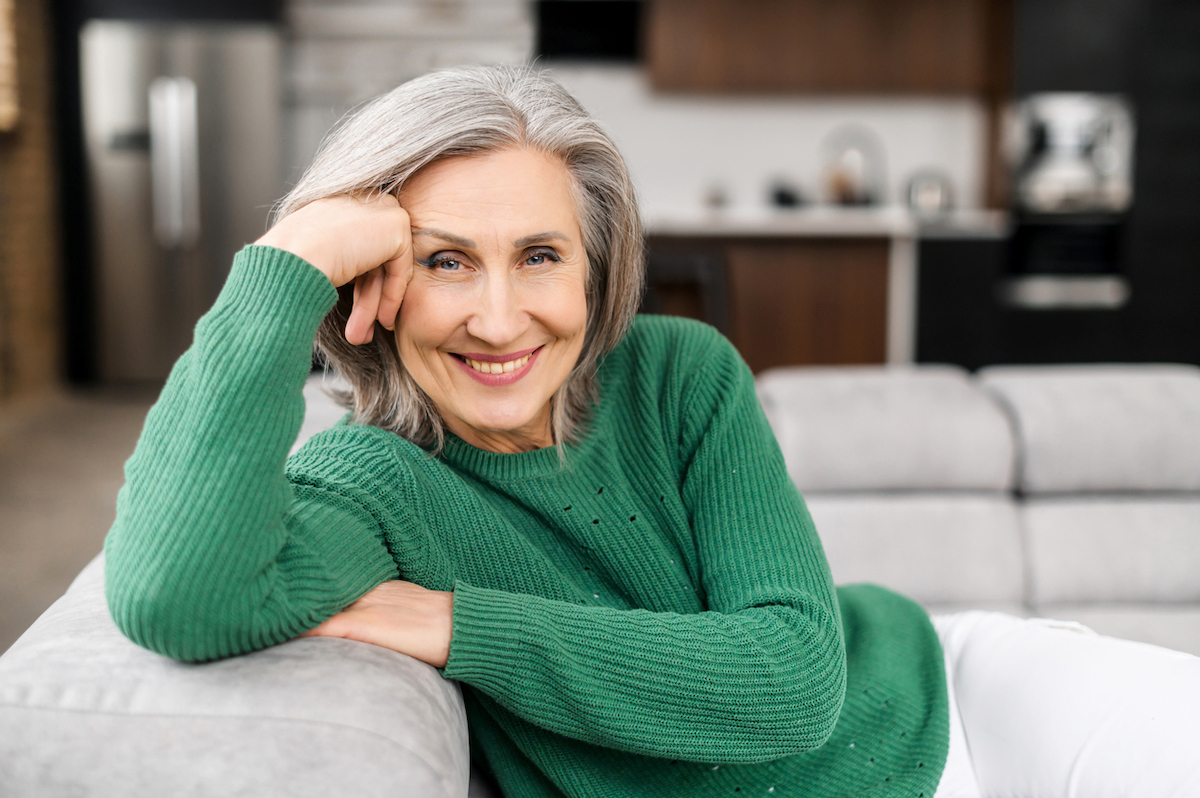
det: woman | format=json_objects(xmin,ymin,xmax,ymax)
[{"xmin": 105, "ymin": 65, "xmax": 1199, "ymax": 798}]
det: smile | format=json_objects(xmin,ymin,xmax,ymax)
[
  {"xmin": 464, "ymin": 353, "xmax": 533, "ymax": 374},
  {"xmin": 452, "ymin": 346, "xmax": 542, "ymax": 386}
]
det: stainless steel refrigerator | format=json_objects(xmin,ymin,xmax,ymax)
[{"xmin": 80, "ymin": 20, "xmax": 283, "ymax": 382}]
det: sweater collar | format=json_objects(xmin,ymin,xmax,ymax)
[{"xmin": 439, "ymin": 430, "xmax": 582, "ymax": 481}]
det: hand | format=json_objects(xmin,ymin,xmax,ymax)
[
  {"xmin": 299, "ymin": 580, "xmax": 454, "ymax": 669},
  {"xmin": 255, "ymin": 194, "xmax": 413, "ymax": 345}
]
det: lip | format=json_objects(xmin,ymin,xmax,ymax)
[
  {"xmin": 457, "ymin": 346, "xmax": 541, "ymax": 364},
  {"xmin": 452, "ymin": 346, "xmax": 543, "ymax": 386}
]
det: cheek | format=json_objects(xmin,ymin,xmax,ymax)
[
  {"xmin": 395, "ymin": 285, "xmax": 466, "ymax": 362},
  {"xmin": 528, "ymin": 271, "xmax": 588, "ymax": 339}
]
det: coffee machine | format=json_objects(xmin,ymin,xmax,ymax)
[{"xmin": 1003, "ymin": 94, "xmax": 1135, "ymax": 308}]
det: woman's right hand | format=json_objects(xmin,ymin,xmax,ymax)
[{"xmin": 255, "ymin": 194, "xmax": 413, "ymax": 345}]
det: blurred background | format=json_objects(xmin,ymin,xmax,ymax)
[{"xmin": 0, "ymin": 0, "xmax": 1197, "ymax": 652}]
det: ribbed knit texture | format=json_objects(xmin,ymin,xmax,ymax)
[{"xmin": 105, "ymin": 245, "xmax": 948, "ymax": 798}]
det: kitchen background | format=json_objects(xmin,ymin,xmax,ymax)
[{"xmin": 0, "ymin": 0, "xmax": 1197, "ymax": 650}]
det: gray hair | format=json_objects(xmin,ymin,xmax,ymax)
[{"xmin": 275, "ymin": 65, "xmax": 644, "ymax": 452}]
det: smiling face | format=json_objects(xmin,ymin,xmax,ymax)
[{"xmin": 395, "ymin": 147, "xmax": 589, "ymax": 454}]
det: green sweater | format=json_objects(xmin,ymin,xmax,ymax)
[{"xmin": 105, "ymin": 245, "xmax": 948, "ymax": 798}]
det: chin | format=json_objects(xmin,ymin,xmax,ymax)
[{"xmin": 468, "ymin": 410, "xmax": 545, "ymax": 438}]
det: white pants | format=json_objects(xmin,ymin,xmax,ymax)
[{"xmin": 931, "ymin": 612, "xmax": 1200, "ymax": 798}]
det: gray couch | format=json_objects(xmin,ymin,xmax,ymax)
[
  {"xmin": 757, "ymin": 362, "xmax": 1200, "ymax": 653},
  {"xmin": 4, "ymin": 362, "xmax": 1199, "ymax": 796}
]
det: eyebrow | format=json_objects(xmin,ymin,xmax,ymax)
[
  {"xmin": 412, "ymin": 229, "xmax": 475, "ymax": 249},
  {"xmin": 513, "ymin": 231, "xmax": 571, "ymax": 248},
  {"xmin": 412, "ymin": 228, "xmax": 571, "ymax": 250}
]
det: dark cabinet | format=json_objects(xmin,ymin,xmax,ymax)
[
  {"xmin": 645, "ymin": 237, "xmax": 890, "ymax": 372},
  {"xmin": 645, "ymin": 0, "xmax": 1010, "ymax": 95}
]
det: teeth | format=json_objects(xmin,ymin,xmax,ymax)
[{"xmin": 464, "ymin": 353, "xmax": 532, "ymax": 374}]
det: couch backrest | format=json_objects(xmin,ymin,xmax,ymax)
[
  {"xmin": 756, "ymin": 365, "xmax": 1015, "ymax": 493},
  {"xmin": 293, "ymin": 373, "xmax": 352, "ymax": 456},
  {"xmin": 978, "ymin": 364, "xmax": 1200, "ymax": 494}
]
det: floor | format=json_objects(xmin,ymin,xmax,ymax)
[{"xmin": 0, "ymin": 387, "xmax": 155, "ymax": 654}]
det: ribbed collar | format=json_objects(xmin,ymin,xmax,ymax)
[{"xmin": 438, "ymin": 423, "xmax": 599, "ymax": 482}]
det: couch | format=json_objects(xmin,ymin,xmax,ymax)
[
  {"xmin": 4, "ymin": 362, "xmax": 1199, "ymax": 796},
  {"xmin": 757, "ymin": 363, "xmax": 1200, "ymax": 653}
]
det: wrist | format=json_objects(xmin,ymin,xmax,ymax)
[
  {"xmin": 254, "ymin": 232, "xmax": 336, "ymax": 284},
  {"xmin": 437, "ymin": 589, "xmax": 455, "ymax": 669}
]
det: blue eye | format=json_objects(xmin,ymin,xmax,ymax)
[
  {"xmin": 423, "ymin": 255, "xmax": 463, "ymax": 271},
  {"xmin": 524, "ymin": 248, "xmax": 561, "ymax": 267}
]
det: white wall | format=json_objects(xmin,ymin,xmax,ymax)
[
  {"xmin": 548, "ymin": 65, "xmax": 989, "ymax": 215},
  {"xmin": 281, "ymin": 2, "xmax": 986, "ymax": 214}
]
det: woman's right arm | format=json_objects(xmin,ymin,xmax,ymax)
[{"xmin": 104, "ymin": 196, "xmax": 413, "ymax": 663}]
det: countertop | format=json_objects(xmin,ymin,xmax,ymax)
[{"xmin": 643, "ymin": 206, "xmax": 1010, "ymax": 239}]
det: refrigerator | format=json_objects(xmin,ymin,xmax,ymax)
[{"xmin": 80, "ymin": 21, "xmax": 283, "ymax": 383}]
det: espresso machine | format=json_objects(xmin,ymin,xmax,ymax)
[{"xmin": 1003, "ymin": 94, "xmax": 1136, "ymax": 308}]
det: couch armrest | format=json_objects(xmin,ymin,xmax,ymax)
[{"xmin": 0, "ymin": 554, "xmax": 470, "ymax": 798}]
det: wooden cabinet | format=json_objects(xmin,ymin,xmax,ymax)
[
  {"xmin": 643, "ymin": 0, "xmax": 1015, "ymax": 207},
  {"xmin": 645, "ymin": 236, "xmax": 891, "ymax": 372},
  {"xmin": 726, "ymin": 240, "xmax": 889, "ymax": 371},
  {"xmin": 645, "ymin": 0, "xmax": 1009, "ymax": 95}
]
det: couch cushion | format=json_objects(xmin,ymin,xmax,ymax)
[
  {"xmin": 804, "ymin": 493, "xmax": 1025, "ymax": 607},
  {"xmin": 978, "ymin": 364, "xmax": 1200, "ymax": 493},
  {"xmin": 1023, "ymin": 497, "xmax": 1200, "ymax": 605},
  {"xmin": 1031, "ymin": 605, "xmax": 1200, "ymax": 658},
  {"xmin": 292, "ymin": 372, "xmax": 351, "ymax": 456},
  {"xmin": 756, "ymin": 365, "xmax": 1015, "ymax": 493},
  {"xmin": 0, "ymin": 555, "xmax": 470, "ymax": 798}
]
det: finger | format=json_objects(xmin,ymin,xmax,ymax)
[
  {"xmin": 346, "ymin": 268, "xmax": 384, "ymax": 345},
  {"xmin": 376, "ymin": 252, "xmax": 412, "ymax": 332},
  {"xmin": 375, "ymin": 205, "xmax": 412, "ymax": 331}
]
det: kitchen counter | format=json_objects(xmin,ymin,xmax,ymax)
[
  {"xmin": 643, "ymin": 206, "xmax": 1009, "ymax": 240},
  {"xmin": 645, "ymin": 207, "xmax": 1008, "ymax": 365}
]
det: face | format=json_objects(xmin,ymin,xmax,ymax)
[{"xmin": 396, "ymin": 146, "xmax": 589, "ymax": 454}]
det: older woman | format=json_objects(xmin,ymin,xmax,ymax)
[{"xmin": 105, "ymin": 66, "xmax": 1198, "ymax": 798}]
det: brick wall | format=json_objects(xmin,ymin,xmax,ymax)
[{"xmin": 0, "ymin": 0, "xmax": 60, "ymax": 402}]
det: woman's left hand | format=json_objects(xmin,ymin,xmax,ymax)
[{"xmin": 300, "ymin": 581, "xmax": 454, "ymax": 668}]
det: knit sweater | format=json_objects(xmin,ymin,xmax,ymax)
[{"xmin": 105, "ymin": 245, "xmax": 948, "ymax": 798}]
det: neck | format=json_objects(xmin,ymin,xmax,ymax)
[{"xmin": 444, "ymin": 412, "xmax": 554, "ymax": 454}]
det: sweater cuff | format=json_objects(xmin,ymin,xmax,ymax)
[
  {"xmin": 443, "ymin": 581, "xmax": 530, "ymax": 689},
  {"xmin": 213, "ymin": 245, "xmax": 338, "ymax": 342}
]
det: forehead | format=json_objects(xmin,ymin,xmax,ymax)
[{"xmin": 399, "ymin": 147, "xmax": 580, "ymax": 236}]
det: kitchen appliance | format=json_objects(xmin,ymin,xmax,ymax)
[
  {"xmin": 80, "ymin": 20, "xmax": 283, "ymax": 382},
  {"xmin": 1003, "ymin": 93, "xmax": 1136, "ymax": 309},
  {"xmin": 819, "ymin": 125, "xmax": 886, "ymax": 206},
  {"xmin": 1008, "ymin": 93, "xmax": 1128, "ymax": 214},
  {"xmin": 1009, "ymin": 93, "xmax": 1134, "ymax": 214}
]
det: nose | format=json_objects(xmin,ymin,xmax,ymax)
[{"xmin": 466, "ymin": 270, "xmax": 528, "ymax": 348}]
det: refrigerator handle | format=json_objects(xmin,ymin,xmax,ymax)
[{"xmin": 149, "ymin": 76, "xmax": 201, "ymax": 249}]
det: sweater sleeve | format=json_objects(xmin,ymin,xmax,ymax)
[
  {"xmin": 443, "ymin": 329, "xmax": 846, "ymax": 764},
  {"xmin": 104, "ymin": 246, "xmax": 399, "ymax": 663}
]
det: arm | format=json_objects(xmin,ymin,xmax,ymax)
[
  {"xmin": 443, "ymin": 331, "xmax": 846, "ymax": 763},
  {"xmin": 105, "ymin": 197, "xmax": 413, "ymax": 663}
]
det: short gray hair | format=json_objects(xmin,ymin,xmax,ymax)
[{"xmin": 275, "ymin": 65, "xmax": 644, "ymax": 452}]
